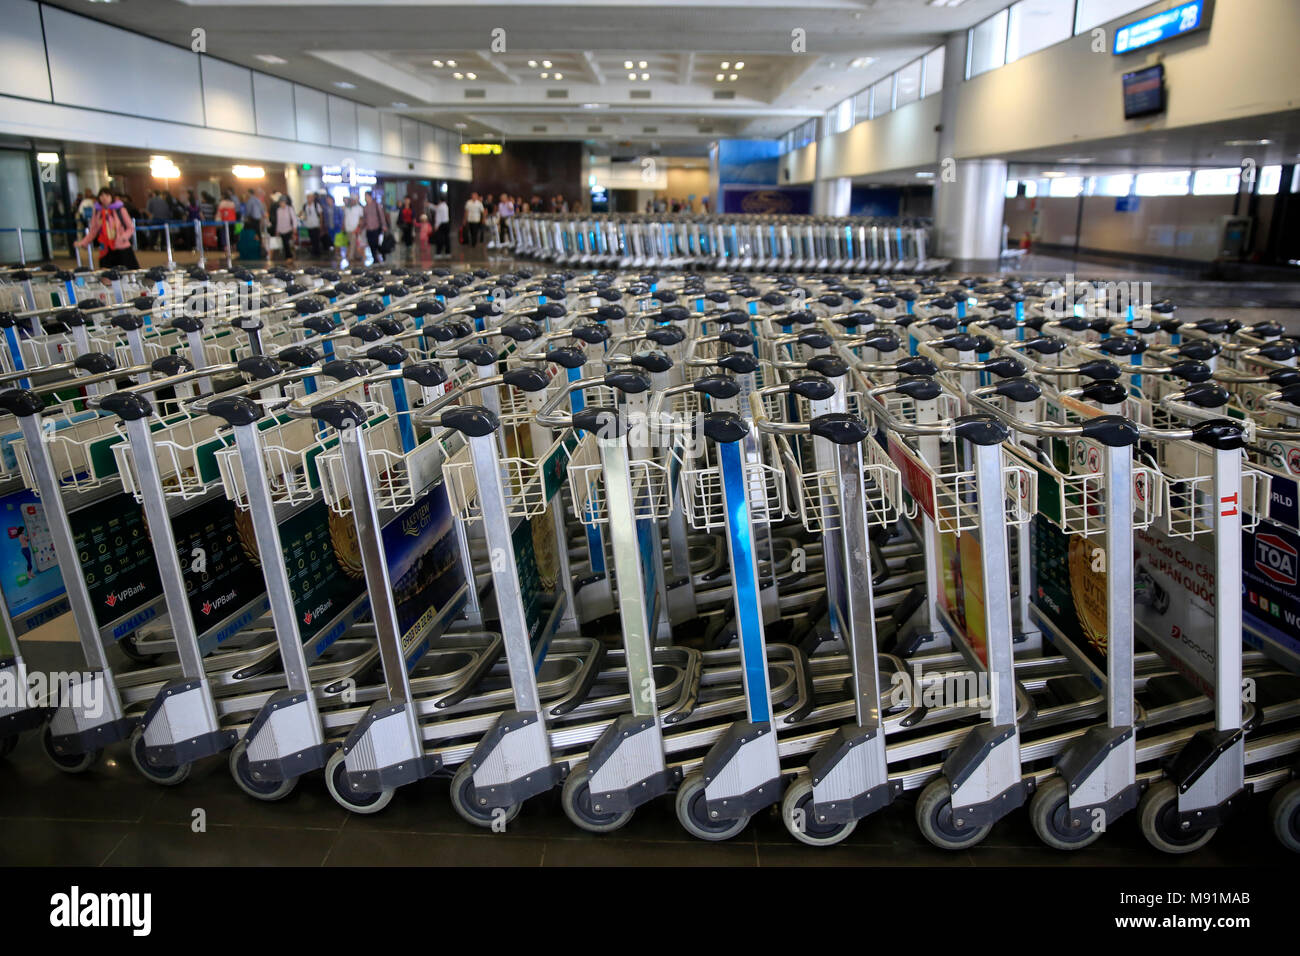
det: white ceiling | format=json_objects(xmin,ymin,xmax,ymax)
[{"xmin": 44, "ymin": 0, "xmax": 1010, "ymax": 149}]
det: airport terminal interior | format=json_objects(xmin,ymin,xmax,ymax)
[{"xmin": 1, "ymin": 0, "xmax": 1299, "ymax": 878}]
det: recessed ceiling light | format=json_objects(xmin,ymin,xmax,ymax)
[
  {"xmin": 638, "ymin": 61, "xmax": 647, "ymax": 69},
  {"xmin": 729, "ymin": 74, "xmax": 738, "ymax": 81},
  {"xmin": 453, "ymin": 72, "xmax": 464, "ymax": 79},
  {"xmin": 721, "ymin": 61, "xmax": 730, "ymax": 70},
  {"xmin": 255, "ymin": 54, "xmax": 287, "ymax": 65},
  {"xmin": 447, "ymin": 59, "xmax": 457, "ymax": 67},
  {"xmin": 432, "ymin": 59, "xmax": 444, "ymax": 67},
  {"xmin": 624, "ymin": 60, "xmax": 633, "ymax": 69},
  {"xmin": 542, "ymin": 60, "xmax": 552, "ymax": 68},
  {"xmin": 715, "ymin": 73, "xmax": 725, "ymax": 82},
  {"xmin": 528, "ymin": 60, "xmax": 538, "ymax": 67},
  {"xmin": 333, "ymin": 81, "xmax": 356, "ymax": 89},
  {"xmin": 628, "ymin": 72, "xmax": 637, "ymax": 80},
  {"xmin": 392, "ymin": 101, "xmax": 409, "ymax": 108},
  {"xmin": 465, "ymin": 72, "xmax": 477, "ymax": 80},
  {"xmin": 641, "ymin": 72, "xmax": 649, "ymax": 80},
  {"xmin": 734, "ymin": 61, "xmax": 745, "ymax": 70},
  {"xmin": 554, "ymin": 72, "xmax": 563, "ymax": 80},
  {"xmin": 541, "ymin": 72, "xmax": 549, "ymax": 78}
]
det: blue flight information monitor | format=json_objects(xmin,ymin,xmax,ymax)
[{"xmin": 1113, "ymin": 0, "xmax": 1210, "ymax": 54}]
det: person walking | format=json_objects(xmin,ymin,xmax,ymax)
[
  {"xmin": 361, "ymin": 190, "xmax": 390, "ymax": 262},
  {"xmin": 432, "ymin": 195, "xmax": 451, "ymax": 257},
  {"xmin": 75, "ymin": 187, "xmax": 139, "ymax": 269},
  {"xmin": 145, "ymin": 189, "xmax": 171, "ymax": 250},
  {"xmin": 397, "ymin": 197, "xmax": 415, "ymax": 253},
  {"xmin": 497, "ymin": 193, "xmax": 515, "ymax": 243},
  {"xmin": 416, "ymin": 213, "xmax": 432, "ymax": 264},
  {"xmin": 243, "ymin": 189, "xmax": 266, "ymax": 242},
  {"xmin": 302, "ymin": 192, "xmax": 324, "ymax": 257},
  {"xmin": 274, "ymin": 196, "xmax": 299, "ymax": 261},
  {"xmin": 342, "ymin": 196, "xmax": 365, "ymax": 262},
  {"xmin": 463, "ymin": 192, "xmax": 484, "ymax": 247},
  {"xmin": 217, "ymin": 190, "xmax": 238, "ymax": 251}
]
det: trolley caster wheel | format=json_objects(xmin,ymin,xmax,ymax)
[
  {"xmin": 1137, "ymin": 780, "xmax": 1216, "ymax": 854},
  {"xmin": 118, "ymin": 633, "xmax": 161, "ymax": 665},
  {"xmin": 1267, "ymin": 780, "xmax": 1300, "ymax": 854},
  {"xmin": 450, "ymin": 762, "xmax": 522, "ymax": 829},
  {"xmin": 324, "ymin": 749, "xmax": 393, "ymax": 814},
  {"xmin": 128, "ymin": 726, "xmax": 191, "ymax": 786},
  {"xmin": 675, "ymin": 771, "xmax": 751, "ymax": 842},
  {"xmin": 1028, "ymin": 777, "xmax": 1103, "ymax": 851},
  {"xmin": 915, "ymin": 776, "xmax": 993, "ymax": 850},
  {"xmin": 781, "ymin": 776, "xmax": 857, "ymax": 847},
  {"xmin": 229, "ymin": 738, "xmax": 297, "ymax": 802},
  {"xmin": 560, "ymin": 762, "xmax": 634, "ymax": 834},
  {"xmin": 0, "ymin": 734, "xmax": 17, "ymax": 759},
  {"xmin": 41, "ymin": 720, "xmax": 100, "ymax": 774}
]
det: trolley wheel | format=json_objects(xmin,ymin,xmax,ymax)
[
  {"xmin": 1267, "ymin": 780, "xmax": 1300, "ymax": 854},
  {"xmin": 674, "ymin": 771, "xmax": 751, "ymax": 842},
  {"xmin": 781, "ymin": 776, "xmax": 857, "ymax": 847},
  {"xmin": 449, "ymin": 761, "xmax": 521, "ymax": 829},
  {"xmin": 560, "ymin": 762, "xmax": 634, "ymax": 834},
  {"xmin": 128, "ymin": 726, "xmax": 191, "ymax": 786},
  {"xmin": 228, "ymin": 738, "xmax": 297, "ymax": 802},
  {"xmin": 1137, "ymin": 780, "xmax": 1216, "ymax": 854},
  {"xmin": 0, "ymin": 734, "xmax": 17, "ymax": 759},
  {"xmin": 324, "ymin": 748, "xmax": 393, "ymax": 815},
  {"xmin": 915, "ymin": 776, "xmax": 993, "ymax": 850},
  {"xmin": 41, "ymin": 720, "xmax": 100, "ymax": 774},
  {"xmin": 118, "ymin": 633, "xmax": 161, "ymax": 665},
  {"xmin": 1028, "ymin": 776, "xmax": 1103, "ymax": 851}
]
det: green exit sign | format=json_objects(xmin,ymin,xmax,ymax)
[{"xmin": 301, "ymin": 163, "xmax": 312, "ymax": 171}]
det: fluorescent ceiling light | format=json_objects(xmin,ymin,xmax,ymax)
[
  {"xmin": 849, "ymin": 57, "xmax": 876, "ymax": 69},
  {"xmin": 255, "ymin": 54, "xmax": 287, "ymax": 65},
  {"xmin": 392, "ymin": 101, "xmax": 408, "ymax": 108},
  {"xmin": 36, "ymin": 152, "xmax": 59, "ymax": 164},
  {"xmin": 1224, "ymin": 138, "xmax": 1272, "ymax": 146},
  {"xmin": 333, "ymin": 81, "xmax": 356, "ymax": 89},
  {"xmin": 232, "ymin": 165, "xmax": 264, "ymax": 179},
  {"xmin": 454, "ymin": 122, "xmax": 467, "ymax": 129},
  {"xmin": 928, "ymin": 0, "xmax": 967, "ymax": 7},
  {"xmin": 915, "ymin": 171, "xmax": 935, "ymax": 178},
  {"xmin": 1042, "ymin": 171, "xmax": 1067, "ymax": 178}
]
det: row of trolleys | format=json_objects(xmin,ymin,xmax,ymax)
[
  {"xmin": 509, "ymin": 214, "xmax": 948, "ymax": 275},
  {"xmin": 0, "ymin": 259, "xmax": 1297, "ymax": 854}
]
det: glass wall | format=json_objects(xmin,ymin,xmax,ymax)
[
  {"xmin": 1074, "ymin": 0, "xmax": 1151, "ymax": 34},
  {"xmin": 922, "ymin": 47, "xmax": 946, "ymax": 96},
  {"xmin": 1007, "ymin": 0, "xmax": 1075, "ymax": 64},
  {"xmin": 894, "ymin": 59, "xmax": 922, "ymax": 109},
  {"xmin": 967, "ymin": 9, "xmax": 1010, "ymax": 78},
  {"xmin": 0, "ymin": 149, "xmax": 41, "ymax": 264}
]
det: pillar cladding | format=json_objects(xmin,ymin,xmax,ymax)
[{"xmin": 932, "ymin": 158, "xmax": 1008, "ymax": 266}]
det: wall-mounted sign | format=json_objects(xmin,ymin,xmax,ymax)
[
  {"xmin": 321, "ymin": 163, "xmax": 377, "ymax": 186},
  {"xmin": 1113, "ymin": 0, "xmax": 1210, "ymax": 55},
  {"xmin": 460, "ymin": 143, "xmax": 503, "ymax": 155}
]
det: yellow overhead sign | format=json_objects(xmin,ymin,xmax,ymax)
[{"xmin": 460, "ymin": 143, "xmax": 503, "ymax": 155}]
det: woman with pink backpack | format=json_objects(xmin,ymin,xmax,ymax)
[{"xmin": 75, "ymin": 187, "xmax": 139, "ymax": 269}]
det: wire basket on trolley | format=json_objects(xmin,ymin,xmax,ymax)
[
  {"xmin": 566, "ymin": 433, "xmax": 673, "ymax": 526},
  {"xmin": 886, "ymin": 434, "xmax": 1037, "ymax": 535},
  {"xmin": 1154, "ymin": 440, "xmax": 1269, "ymax": 539},
  {"xmin": 316, "ymin": 417, "xmax": 455, "ymax": 516},
  {"xmin": 112, "ymin": 412, "xmax": 233, "ymax": 501},
  {"xmin": 1006, "ymin": 444, "xmax": 1162, "ymax": 538},
  {"xmin": 442, "ymin": 432, "xmax": 574, "ymax": 523},
  {"xmin": 12, "ymin": 412, "xmax": 126, "ymax": 495},
  {"xmin": 679, "ymin": 440, "xmax": 787, "ymax": 533}
]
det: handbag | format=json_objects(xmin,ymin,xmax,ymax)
[
  {"xmin": 266, "ymin": 235, "xmax": 282, "ymax": 252},
  {"xmin": 380, "ymin": 233, "xmax": 396, "ymax": 255},
  {"xmin": 333, "ymin": 231, "xmax": 348, "ymax": 248}
]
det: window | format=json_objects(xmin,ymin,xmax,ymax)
[
  {"xmin": 1191, "ymin": 167, "xmax": 1241, "ymax": 196},
  {"xmin": 1074, "ymin": 0, "xmax": 1151, "ymax": 34},
  {"xmin": 853, "ymin": 88, "xmax": 872, "ymax": 120},
  {"xmin": 1047, "ymin": 175, "xmax": 1085, "ymax": 197},
  {"xmin": 967, "ymin": 9, "xmax": 1009, "ymax": 78},
  {"xmin": 1005, "ymin": 179, "xmax": 1019, "ymax": 198},
  {"xmin": 830, "ymin": 98, "xmax": 854, "ymax": 134},
  {"xmin": 1090, "ymin": 173, "xmax": 1134, "ymax": 196},
  {"xmin": 1135, "ymin": 170, "xmax": 1191, "ymax": 196},
  {"xmin": 870, "ymin": 76, "xmax": 894, "ymax": 117},
  {"xmin": 1258, "ymin": 165, "xmax": 1282, "ymax": 196},
  {"xmin": 894, "ymin": 60, "xmax": 922, "ymax": 109},
  {"xmin": 922, "ymin": 47, "xmax": 945, "ymax": 97},
  {"xmin": 1022, "ymin": 180, "xmax": 1039, "ymax": 198},
  {"xmin": 1007, "ymin": 0, "xmax": 1074, "ymax": 63}
]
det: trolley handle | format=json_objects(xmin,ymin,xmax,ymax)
[
  {"xmin": 966, "ymin": 379, "xmax": 1140, "ymax": 448},
  {"xmin": 861, "ymin": 377, "xmax": 1010, "ymax": 445},
  {"xmin": 0, "ymin": 352, "xmax": 140, "ymax": 396},
  {"xmin": 646, "ymin": 373, "xmax": 742, "ymax": 421},
  {"xmin": 533, "ymin": 369, "xmax": 652, "ymax": 429},
  {"xmin": 748, "ymin": 378, "xmax": 867, "ymax": 441}
]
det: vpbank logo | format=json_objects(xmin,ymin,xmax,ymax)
[
  {"xmin": 1255, "ymin": 533, "xmax": 1297, "ymax": 586},
  {"xmin": 50, "ymin": 886, "xmax": 151, "ymax": 936}
]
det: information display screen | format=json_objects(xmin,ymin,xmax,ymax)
[{"xmin": 1122, "ymin": 64, "xmax": 1165, "ymax": 119}]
